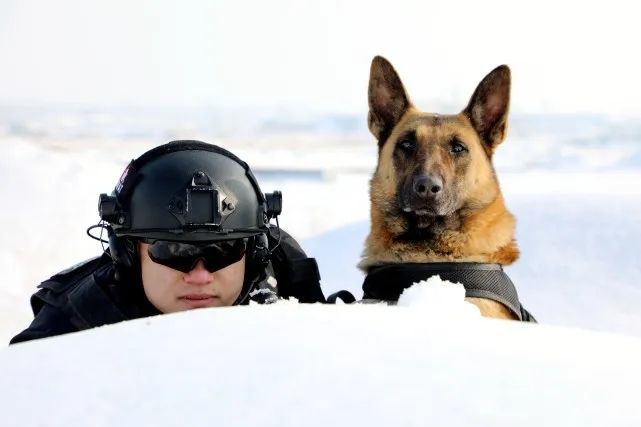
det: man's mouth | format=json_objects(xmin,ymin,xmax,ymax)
[
  {"xmin": 179, "ymin": 294, "xmax": 220, "ymax": 308},
  {"xmin": 180, "ymin": 294, "xmax": 216, "ymax": 301}
]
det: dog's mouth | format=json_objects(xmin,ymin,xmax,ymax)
[
  {"xmin": 402, "ymin": 206, "xmax": 437, "ymax": 216},
  {"xmin": 400, "ymin": 201, "xmax": 455, "ymax": 218}
]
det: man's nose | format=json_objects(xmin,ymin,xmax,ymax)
[{"xmin": 183, "ymin": 260, "xmax": 211, "ymax": 284}]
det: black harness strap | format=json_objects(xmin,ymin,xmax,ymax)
[
  {"xmin": 326, "ymin": 290, "xmax": 357, "ymax": 304},
  {"xmin": 362, "ymin": 263, "xmax": 536, "ymax": 322}
]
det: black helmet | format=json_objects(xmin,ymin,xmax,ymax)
[
  {"xmin": 99, "ymin": 140, "xmax": 281, "ymax": 241},
  {"xmin": 97, "ymin": 140, "xmax": 282, "ymax": 305}
]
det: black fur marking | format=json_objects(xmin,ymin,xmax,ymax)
[{"xmin": 377, "ymin": 131, "xmax": 391, "ymax": 150}]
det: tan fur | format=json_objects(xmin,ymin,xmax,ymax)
[
  {"xmin": 362, "ymin": 56, "xmax": 519, "ymax": 320},
  {"xmin": 466, "ymin": 297, "xmax": 518, "ymax": 319}
]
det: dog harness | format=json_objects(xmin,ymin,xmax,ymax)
[{"xmin": 361, "ymin": 262, "xmax": 536, "ymax": 322}]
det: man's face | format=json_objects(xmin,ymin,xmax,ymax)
[{"xmin": 139, "ymin": 242, "xmax": 245, "ymax": 313}]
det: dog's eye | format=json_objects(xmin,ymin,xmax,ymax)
[
  {"xmin": 397, "ymin": 138, "xmax": 416, "ymax": 152},
  {"xmin": 450, "ymin": 140, "xmax": 468, "ymax": 154}
]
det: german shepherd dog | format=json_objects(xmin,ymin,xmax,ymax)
[{"xmin": 360, "ymin": 56, "xmax": 520, "ymax": 319}]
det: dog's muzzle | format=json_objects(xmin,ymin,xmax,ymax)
[{"xmin": 401, "ymin": 173, "xmax": 449, "ymax": 216}]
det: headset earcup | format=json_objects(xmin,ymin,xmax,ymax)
[
  {"xmin": 107, "ymin": 226, "xmax": 137, "ymax": 278},
  {"xmin": 234, "ymin": 233, "xmax": 271, "ymax": 306},
  {"xmin": 252, "ymin": 233, "xmax": 270, "ymax": 268}
]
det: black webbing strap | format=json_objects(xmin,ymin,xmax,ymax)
[{"xmin": 327, "ymin": 290, "xmax": 357, "ymax": 304}]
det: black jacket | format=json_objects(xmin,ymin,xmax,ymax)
[{"xmin": 10, "ymin": 229, "xmax": 323, "ymax": 345}]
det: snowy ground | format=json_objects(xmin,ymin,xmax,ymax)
[
  {"xmin": 2, "ymin": 285, "xmax": 641, "ymax": 426},
  {"xmin": 1, "ymin": 132, "xmax": 641, "ymax": 344}
]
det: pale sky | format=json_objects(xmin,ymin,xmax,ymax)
[{"xmin": 1, "ymin": 0, "xmax": 640, "ymax": 114}]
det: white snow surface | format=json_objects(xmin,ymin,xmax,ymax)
[
  {"xmin": 397, "ymin": 277, "xmax": 482, "ymax": 318},
  {"xmin": 2, "ymin": 286, "xmax": 641, "ymax": 426}
]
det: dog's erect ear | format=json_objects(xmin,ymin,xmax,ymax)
[
  {"xmin": 368, "ymin": 56, "xmax": 412, "ymax": 144},
  {"xmin": 464, "ymin": 65, "xmax": 511, "ymax": 151}
]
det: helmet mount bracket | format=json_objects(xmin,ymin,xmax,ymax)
[{"xmin": 168, "ymin": 171, "xmax": 237, "ymax": 227}]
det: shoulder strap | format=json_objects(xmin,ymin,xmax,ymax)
[
  {"xmin": 267, "ymin": 227, "xmax": 326, "ymax": 303},
  {"xmin": 32, "ymin": 254, "xmax": 128, "ymax": 330},
  {"xmin": 32, "ymin": 255, "xmax": 107, "ymax": 316},
  {"xmin": 36, "ymin": 255, "xmax": 105, "ymax": 295}
]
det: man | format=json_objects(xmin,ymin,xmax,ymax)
[{"xmin": 10, "ymin": 140, "xmax": 324, "ymax": 344}]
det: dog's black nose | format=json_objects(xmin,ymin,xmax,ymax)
[{"xmin": 413, "ymin": 175, "xmax": 442, "ymax": 198}]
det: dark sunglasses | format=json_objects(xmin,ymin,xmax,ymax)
[{"xmin": 145, "ymin": 238, "xmax": 247, "ymax": 273}]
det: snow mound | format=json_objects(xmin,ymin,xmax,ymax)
[
  {"xmin": 398, "ymin": 276, "xmax": 482, "ymax": 318},
  {"xmin": 2, "ymin": 302, "xmax": 641, "ymax": 426}
]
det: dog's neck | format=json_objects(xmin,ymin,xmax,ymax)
[{"xmin": 359, "ymin": 194, "xmax": 519, "ymax": 271}]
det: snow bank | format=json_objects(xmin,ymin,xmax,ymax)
[{"xmin": 2, "ymin": 282, "xmax": 641, "ymax": 426}]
